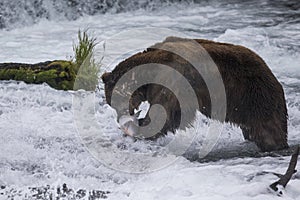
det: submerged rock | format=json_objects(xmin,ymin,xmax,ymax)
[{"xmin": 0, "ymin": 183, "xmax": 111, "ymax": 199}]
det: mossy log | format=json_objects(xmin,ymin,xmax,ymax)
[{"xmin": 0, "ymin": 60, "xmax": 98, "ymax": 91}]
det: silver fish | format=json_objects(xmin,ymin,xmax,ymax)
[{"xmin": 118, "ymin": 111, "xmax": 141, "ymax": 137}]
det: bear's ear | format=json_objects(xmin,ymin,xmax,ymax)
[{"xmin": 101, "ymin": 72, "xmax": 112, "ymax": 83}]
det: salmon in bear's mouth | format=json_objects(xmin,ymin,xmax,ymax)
[
  {"xmin": 120, "ymin": 124, "xmax": 135, "ymax": 137},
  {"xmin": 118, "ymin": 101, "xmax": 150, "ymax": 137}
]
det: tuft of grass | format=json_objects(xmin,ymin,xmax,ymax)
[{"xmin": 72, "ymin": 29, "xmax": 100, "ymax": 91}]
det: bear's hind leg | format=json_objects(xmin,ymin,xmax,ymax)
[{"xmin": 253, "ymin": 120, "xmax": 288, "ymax": 152}]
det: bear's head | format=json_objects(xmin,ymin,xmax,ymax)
[
  {"xmin": 101, "ymin": 72, "xmax": 114, "ymax": 105},
  {"xmin": 101, "ymin": 71, "xmax": 148, "ymax": 117}
]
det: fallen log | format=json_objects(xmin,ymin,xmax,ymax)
[
  {"xmin": 0, "ymin": 60, "xmax": 76, "ymax": 90},
  {"xmin": 0, "ymin": 60, "xmax": 98, "ymax": 91}
]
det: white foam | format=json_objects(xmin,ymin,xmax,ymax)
[{"xmin": 0, "ymin": 2, "xmax": 299, "ymax": 199}]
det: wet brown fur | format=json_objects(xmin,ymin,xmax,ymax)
[{"xmin": 102, "ymin": 37, "xmax": 288, "ymax": 152}]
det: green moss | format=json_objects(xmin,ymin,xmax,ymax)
[
  {"xmin": 0, "ymin": 60, "xmax": 78, "ymax": 90},
  {"xmin": 0, "ymin": 68, "xmax": 36, "ymax": 82},
  {"xmin": 60, "ymin": 80, "xmax": 74, "ymax": 90},
  {"xmin": 59, "ymin": 71, "xmax": 67, "ymax": 78}
]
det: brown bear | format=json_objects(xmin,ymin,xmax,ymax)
[{"xmin": 101, "ymin": 36, "xmax": 289, "ymax": 152}]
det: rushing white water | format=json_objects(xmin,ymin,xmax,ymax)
[{"xmin": 0, "ymin": 1, "xmax": 299, "ymax": 199}]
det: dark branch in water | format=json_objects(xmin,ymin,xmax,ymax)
[{"xmin": 269, "ymin": 145, "xmax": 299, "ymax": 195}]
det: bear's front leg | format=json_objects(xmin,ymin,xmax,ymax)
[{"xmin": 241, "ymin": 127, "xmax": 255, "ymax": 142}]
